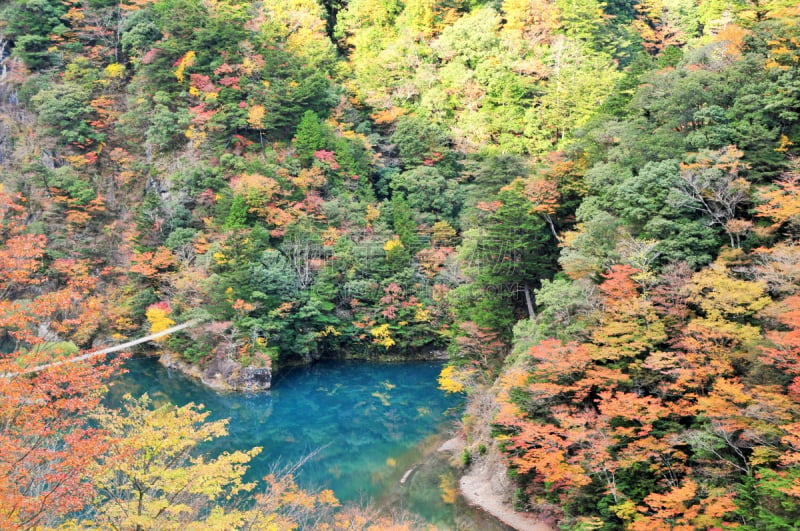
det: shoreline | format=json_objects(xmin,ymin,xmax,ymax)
[{"xmin": 438, "ymin": 437, "xmax": 556, "ymax": 531}]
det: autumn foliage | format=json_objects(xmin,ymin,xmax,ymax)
[{"xmin": 2, "ymin": 0, "xmax": 800, "ymax": 528}]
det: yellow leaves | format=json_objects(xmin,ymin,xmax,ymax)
[
  {"xmin": 611, "ymin": 499, "xmax": 638, "ymax": 522},
  {"xmin": 370, "ymin": 323, "xmax": 395, "ymax": 349},
  {"xmin": 240, "ymin": 56, "xmax": 256, "ymax": 75},
  {"xmin": 437, "ymin": 365, "xmax": 465, "ymax": 393},
  {"xmin": 145, "ymin": 303, "xmax": 175, "ymax": 339},
  {"xmin": 247, "ymin": 104, "xmax": 267, "ymax": 129},
  {"xmin": 317, "ymin": 489, "xmax": 339, "ymax": 507},
  {"xmin": 91, "ymin": 393, "xmax": 261, "ymax": 530},
  {"xmin": 431, "ymin": 220, "xmax": 457, "ymax": 246},
  {"xmin": 321, "ymin": 226, "xmax": 340, "ymax": 247},
  {"xmin": 749, "ymin": 445, "xmax": 781, "ymax": 467},
  {"xmin": 103, "ymin": 63, "xmax": 125, "ymax": 79},
  {"xmin": 231, "ymin": 173, "xmax": 281, "ymax": 215},
  {"xmin": 185, "ymin": 125, "xmax": 207, "ymax": 147},
  {"xmin": 365, "ymin": 203, "xmax": 381, "ymax": 224},
  {"xmin": 383, "ymin": 236, "xmax": 404, "ymax": 253},
  {"xmin": 439, "ymin": 475, "xmax": 457, "ymax": 504},
  {"xmin": 688, "ymin": 257, "xmax": 771, "ymax": 319},
  {"xmin": 413, "ymin": 305, "xmax": 431, "ymax": 322},
  {"xmin": 174, "ymin": 50, "xmax": 196, "ymax": 83},
  {"xmin": 317, "ymin": 325, "xmax": 341, "ymax": 337},
  {"xmin": 291, "ymin": 166, "xmax": 326, "ymax": 191},
  {"xmin": 776, "ymin": 134, "xmax": 794, "ymax": 153}
]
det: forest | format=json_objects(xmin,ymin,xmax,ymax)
[{"xmin": 1, "ymin": 0, "xmax": 799, "ymax": 529}]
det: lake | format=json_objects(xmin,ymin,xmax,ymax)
[{"xmin": 107, "ymin": 356, "xmax": 513, "ymax": 530}]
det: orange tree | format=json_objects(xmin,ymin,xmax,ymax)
[{"xmin": 0, "ymin": 188, "xmax": 122, "ymax": 529}]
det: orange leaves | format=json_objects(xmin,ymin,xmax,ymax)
[
  {"xmin": 761, "ymin": 294, "xmax": 800, "ymax": 400},
  {"xmin": 527, "ymin": 339, "xmax": 592, "ymax": 383},
  {"xmin": 0, "ymin": 233, "xmax": 46, "ymax": 297},
  {"xmin": 756, "ymin": 159, "xmax": 800, "ymax": 232},
  {"xmin": 370, "ymin": 106, "xmax": 407, "ymax": 124},
  {"xmin": 630, "ymin": 479, "xmax": 738, "ymax": 530},
  {"xmin": 713, "ymin": 24, "xmax": 752, "ymax": 58},
  {"xmin": 633, "ymin": 479, "xmax": 698, "ymax": 529},
  {"xmin": 454, "ymin": 321, "xmax": 505, "ymax": 369},
  {"xmin": 596, "ymin": 391, "xmax": 668, "ymax": 435},
  {"xmin": 415, "ymin": 246, "xmax": 453, "ymax": 279},
  {"xmin": 0, "ymin": 355, "xmax": 123, "ymax": 529},
  {"xmin": 523, "ymin": 177, "xmax": 560, "ymax": 216},
  {"xmin": 129, "ymin": 246, "xmax": 176, "ymax": 278},
  {"xmin": 503, "ymin": 417, "xmax": 591, "ymax": 487},
  {"xmin": 599, "ymin": 264, "xmax": 640, "ymax": 303},
  {"xmin": 0, "ymin": 191, "xmax": 46, "ymax": 298}
]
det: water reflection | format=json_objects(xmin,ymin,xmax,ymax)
[{"xmin": 106, "ymin": 356, "xmax": 511, "ymax": 530}]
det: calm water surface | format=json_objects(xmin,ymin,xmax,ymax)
[{"xmin": 107, "ymin": 356, "xmax": 513, "ymax": 530}]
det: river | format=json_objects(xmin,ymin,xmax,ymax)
[{"xmin": 107, "ymin": 356, "xmax": 514, "ymax": 530}]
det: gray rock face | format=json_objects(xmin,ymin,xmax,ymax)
[{"xmin": 160, "ymin": 352, "xmax": 271, "ymax": 392}]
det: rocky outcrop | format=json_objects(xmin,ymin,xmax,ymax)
[{"xmin": 160, "ymin": 352, "xmax": 271, "ymax": 392}]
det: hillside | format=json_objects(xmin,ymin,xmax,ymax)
[{"xmin": 1, "ymin": 0, "xmax": 800, "ymax": 529}]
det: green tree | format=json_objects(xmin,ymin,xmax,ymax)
[
  {"xmin": 32, "ymin": 83, "xmax": 104, "ymax": 147},
  {"xmin": 293, "ymin": 110, "xmax": 329, "ymax": 164},
  {"xmin": 454, "ymin": 181, "xmax": 558, "ymax": 336},
  {"xmin": 1, "ymin": 0, "xmax": 68, "ymax": 68},
  {"xmin": 390, "ymin": 194, "xmax": 421, "ymax": 253}
]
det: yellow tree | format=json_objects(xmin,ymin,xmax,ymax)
[
  {"xmin": 89, "ymin": 394, "xmax": 260, "ymax": 530},
  {"xmin": 87, "ymin": 394, "xmax": 342, "ymax": 530}
]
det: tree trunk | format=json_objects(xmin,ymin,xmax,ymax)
[{"xmin": 523, "ymin": 283, "xmax": 535, "ymax": 321}]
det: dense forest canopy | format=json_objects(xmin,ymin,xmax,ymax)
[{"xmin": 1, "ymin": 0, "xmax": 800, "ymax": 528}]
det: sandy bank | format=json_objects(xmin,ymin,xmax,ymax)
[{"xmin": 439, "ymin": 438, "xmax": 555, "ymax": 531}]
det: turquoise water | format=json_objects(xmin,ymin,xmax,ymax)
[{"xmin": 107, "ymin": 357, "xmax": 512, "ymax": 529}]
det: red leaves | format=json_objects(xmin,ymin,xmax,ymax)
[
  {"xmin": 313, "ymin": 150, "xmax": 340, "ymax": 170},
  {"xmin": 189, "ymin": 73, "xmax": 215, "ymax": 93},
  {"xmin": 188, "ymin": 103, "xmax": 217, "ymax": 125}
]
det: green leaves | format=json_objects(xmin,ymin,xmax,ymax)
[{"xmin": 32, "ymin": 83, "xmax": 104, "ymax": 147}]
